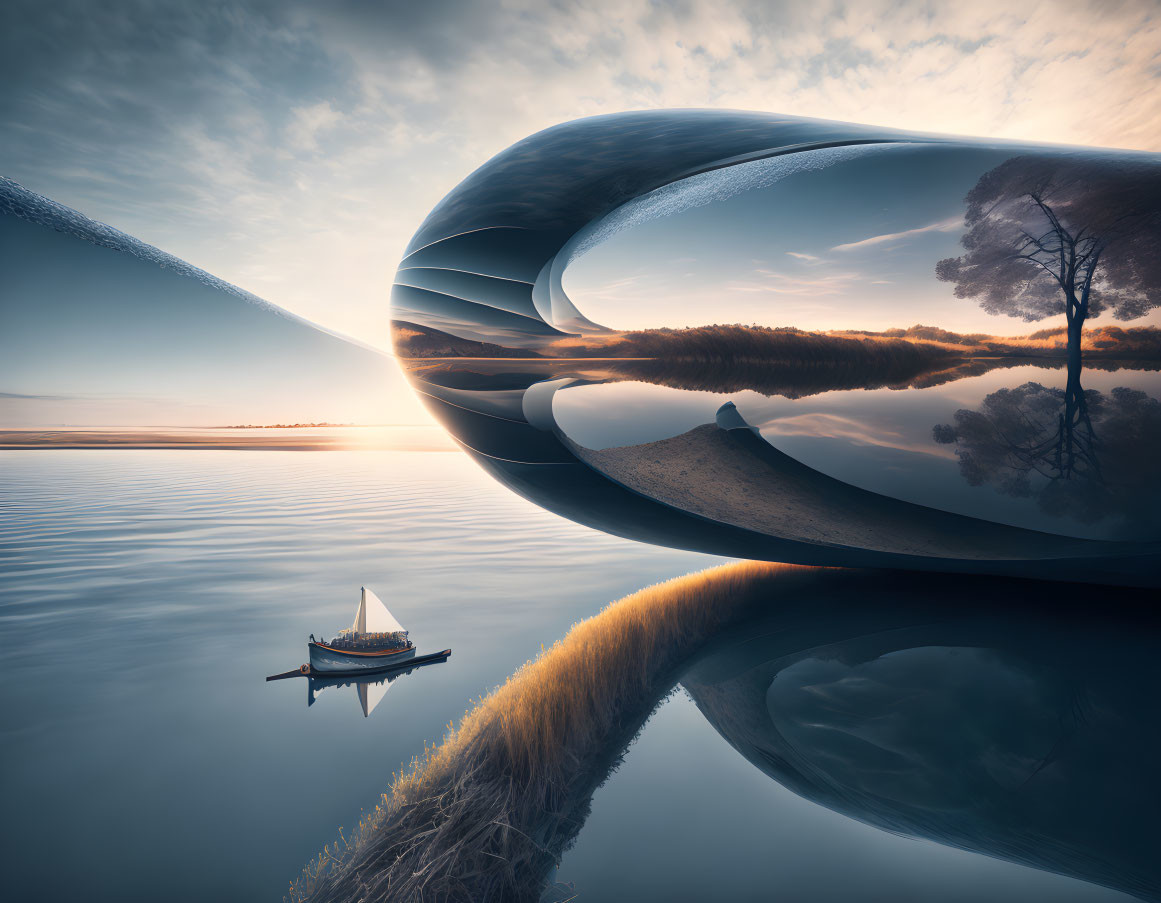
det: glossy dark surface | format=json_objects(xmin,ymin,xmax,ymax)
[{"xmin": 682, "ymin": 570, "xmax": 1161, "ymax": 902}]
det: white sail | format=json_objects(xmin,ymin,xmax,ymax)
[
  {"xmin": 352, "ymin": 589, "xmax": 367, "ymax": 634},
  {"xmin": 352, "ymin": 586, "xmax": 405, "ymax": 636},
  {"xmin": 364, "ymin": 587, "xmax": 405, "ymax": 634}
]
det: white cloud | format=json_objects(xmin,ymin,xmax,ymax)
[
  {"xmin": 286, "ymin": 101, "xmax": 345, "ymax": 153},
  {"xmin": 831, "ymin": 217, "xmax": 964, "ymax": 253},
  {"xmin": 727, "ymin": 268, "xmax": 865, "ymax": 296}
]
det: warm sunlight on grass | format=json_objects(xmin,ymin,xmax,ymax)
[{"xmin": 290, "ymin": 560, "xmax": 810, "ymax": 903}]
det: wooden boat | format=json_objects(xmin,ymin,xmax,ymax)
[
  {"xmin": 306, "ymin": 651, "xmax": 451, "ymax": 716},
  {"xmin": 266, "ymin": 649, "xmax": 452, "ymax": 683},
  {"xmin": 308, "ymin": 587, "xmax": 416, "ymax": 674}
]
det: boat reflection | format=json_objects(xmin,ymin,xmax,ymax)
[
  {"xmin": 681, "ymin": 570, "xmax": 1161, "ymax": 903},
  {"xmin": 306, "ymin": 655, "xmax": 448, "ymax": 718}
]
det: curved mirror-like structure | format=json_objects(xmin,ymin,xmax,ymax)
[{"xmin": 391, "ymin": 110, "xmax": 1161, "ymax": 584}]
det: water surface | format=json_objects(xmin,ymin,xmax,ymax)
[{"xmin": 0, "ymin": 449, "xmax": 1142, "ymax": 901}]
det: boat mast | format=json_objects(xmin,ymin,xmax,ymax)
[{"xmin": 353, "ymin": 586, "xmax": 368, "ymax": 635}]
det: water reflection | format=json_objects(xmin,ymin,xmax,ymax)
[
  {"xmin": 401, "ymin": 354, "xmax": 1160, "ymax": 583},
  {"xmin": 297, "ymin": 560, "xmax": 1160, "ymax": 902},
  {"xmin": 681, "ymin": 570, "xmax": 1161, "ymax": 903},
  {"xmin": 306, "ymin": 657, "xmax": 447, "ymax": 718},
  {"xmin": 934, "ymin": 362, "xmax": 1161, "ymax": 533}
]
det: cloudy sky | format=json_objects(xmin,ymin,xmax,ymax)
[{"xmin": 3, "ymin": 0, "xmax": 1159, "ymax": 349}]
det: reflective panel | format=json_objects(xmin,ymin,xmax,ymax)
[{"xmin": 391, "ymin": 110, "xmax": 1161, "ymax": 584}]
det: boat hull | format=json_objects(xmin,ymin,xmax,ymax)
[{"xmin": 308, "ymin": 642, "xmax": 416, "ymax": 674}]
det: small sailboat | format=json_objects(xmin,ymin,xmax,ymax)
[{"xmin": 307, "ymin": 587, "xmax": 416, "ymax": 674}]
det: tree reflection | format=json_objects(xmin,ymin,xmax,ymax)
[{"xmin": 934, "ymin": 362, "xmax": 1161, "ymax": 529}]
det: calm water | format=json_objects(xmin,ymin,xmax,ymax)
[
  {"xmin": 553, "ymin": 364, "xmax": 1161, "ymax": 542},
  {"xmin": 0, "ymin": 449, "xmax": 1139, "ymax": 902}
]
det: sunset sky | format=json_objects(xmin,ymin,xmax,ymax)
[{"xmin": 3, "ymin": 0, "xmax": 1160, "ymax": 350}]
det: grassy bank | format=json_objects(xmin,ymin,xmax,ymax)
[{"xmin": 290, "ymin": 561, "xmax": 803, "ymax": 903}]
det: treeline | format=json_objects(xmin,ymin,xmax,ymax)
[
  {"xmin": 1031, "ymin": 324, "xmax": 1161, "ymax": 358},
  {"xmin": 837, "ymin": 324, "xmax": 1161, "ymax": 359},
  {"xmin": 564, "ymin": 324, "xmax": 952, "ymax": 366},
  {"xmin": 392, "ymin": 320, "xmax": 543, "ymax": 359},
  {"xmin": 219, "ymin": 422, "xmax": 356, "ymax": 429},
  {"xmin": 394, "ymin": 319, "xmax": 1161, "ymax": 363}
]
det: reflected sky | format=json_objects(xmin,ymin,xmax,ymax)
[
  {"xmin": 0, "ymin": 449, "xmax": 718, "ymax": 901},
  {"xmin": 2, "ymin": 450, "xmax": 1151, "ymax": 902},
  {"xmin": 396, "ymin": 354, "xmax": 1159, "ymax": 579},
  {"xmin": 564, "ymin": 143, "xmax": 1161, "ymax": 335}
]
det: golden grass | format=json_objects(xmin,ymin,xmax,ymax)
[{"xmin": 290, "ymin": 560, "xmax": 805, "ymax": 903}]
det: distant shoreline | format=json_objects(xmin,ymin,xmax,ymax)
[{"xmin": 0, "ymin": 427, "xmax": 456, "ymax": 452}]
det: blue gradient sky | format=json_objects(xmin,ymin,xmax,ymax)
[
  {"xmin": 565, "ymin": 143, "xmax": 1003, "ymax": 332},
  {"xmin": 567, "ymin": 142, "xmax": 1161, "ymax": 334}
]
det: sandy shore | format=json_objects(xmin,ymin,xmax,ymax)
[{"xmin": 567, "ymin": 422, "xmax": 1148, "ymax": 563}]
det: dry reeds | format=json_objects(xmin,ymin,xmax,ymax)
[{"xmin": 290, "ymin": 560, "xmax": 802, "ymax": 903}]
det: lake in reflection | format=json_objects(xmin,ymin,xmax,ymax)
[
  {"xmin": 552, "ymin": 360, "xmax": 1161, "ymax": 542},
  {"xmin": 399, "ymin": 352, "xmax": 1160, "ymax": 586}
]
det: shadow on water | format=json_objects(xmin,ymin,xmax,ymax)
[
  {"xmin": 683, "ymin": 568, "xmax": 1161, "ymax": 903},
  {"xmin": 295, "ymin": 564, "xmax": 1161, "ymax": 903}
]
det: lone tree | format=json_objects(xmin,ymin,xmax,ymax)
[{"xmin": 936, "ymin": 155, "xmax": 1161, "ymax": 365}]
